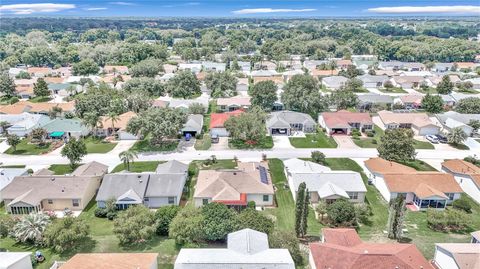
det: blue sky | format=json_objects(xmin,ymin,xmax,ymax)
[{"xmin": 0, "ymin": 0, "xmax": 479, "ymax": 17}]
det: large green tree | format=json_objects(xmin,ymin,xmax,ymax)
[
  {"xmin": 61, "ymin": 138, "xmax": 87, "ymax": 169},
  {"xmin": 378, "ymin": 128, "xmax": 416, "ymax": 162},
  {"xmin": 166, "ymin": 71, "xmax": 201, "ymax": 99},
  {"xmin": 33, "ymin": 78, "xmax": 50, "ymax": 97},
  {"xmin": 387, "ymin": 196, "xmax": 406, "ymax": 240},
  {"xmin": 6, "ymin": 134, "xmax": 20, "ymax": 152},
  {"xmin": 250, "ymin": 80, "xmax": 278, "ymax": 111},
  {"xmin": 205, "ymin": 71, "xmax": 238, "ymax": 98},
  {"xmin": 269, "ymin": 230, "xmax": 304, "ymax": 266},
  {"xmin": 236, "ymin": 208, "xmax": 274, "ymax": 235},
  {"xmin": 154, "ymin": 205, "xmax": 180, "ymax": 236},
  {"xmin": 294, "ymin": 182, "xmax": 309, "ymax": 237},
  {"xmin": 201, "ymin": 202, "xmax": 237, "ymax": 241},
  {"xmin": 44, "ymin": 216, "xmax": 90, "ymax": 253},
  {"xmin": 329, "ymin": 89, "xmax": 359, "ymax": 109},
  {"xmin": 281, "ymin": 74, "xmax": 327, "ymax": 117},
  {"xmin": 123, "ymin": 77, "xmax": 165, "ymax": 96},
  {"xmin": 421, "ymin": 94, "xmax": 443, "ymax": 113},
  {"xmin": 169, "ymin": 207, "xmax": 204, "ymax": 244},
  {"xmin": 447, "ymin": 127, "xmax": 467, "ymax": 146},
  {"xmin": 436, "ymin": 75, "xmax": 454, "ymax": 94},
  {"xmin": 130, "ymin": 59, "xmax": 163, "ymax": 77},
  {"xmin": 455, "ymin": 97, "xmax": 480, "ymax": 114},
  {"xmin": 113, "ymin": 205, "xmax": 156, "ymax": 245},
  {"xmin": 224, "ymin": 106, "xmax": 267, "ymax": 143},
  {"xmin": 0, "ymin": 73, "xmax": 16, "ymax": 97},
  {"xmin": 72, "ymin": 58, "xmax": 99, "ymax": 75},
  {"xmin": 11, "ymin": 213, "xmax": 50, "ymax": 245},
  {"xmin": 326, "ymin": 198, "xmax": 356, "ymax": 226}
]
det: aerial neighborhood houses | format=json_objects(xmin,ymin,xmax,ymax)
[
  {"xmin": 376, "ymin": 110, "xmax": 441, "ymax": 135},
  {"xmin": 319, "ymin": 110, "xmax": 373, "ymax": 135}
]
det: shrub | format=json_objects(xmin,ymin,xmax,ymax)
[
  {"xmin": 366, "ymin": 131, "xmax": 374, "ymax": 137},
  {"xmin": 311, "ymin": 151, "xmax": 326, "ymax": 164},
  {"xmin": 354, "ymin": 203, "xmax": 371, "ymax": 224},
  {"xmin": 269, "ymin": 230, "xmax": 304, "ymax": 266},
  {"xmin": 427, "ymin": 208, "xmax": 471, "ymax": 232},
  {"xmin": 351, "ymin": 129, "xmax": 361, "ymax": 136},
  {"xmin": 453, "ymin": 198, "xmax": 472, "ymax": 213},
  {"xmin": 10, "ymin": 97, "xmax": 19, "ymax": 104},
  {"xmin": 372, "ymin": 139, "xmax": 377, "ymax": 144},
  {"xmin": 169, "ymin": 207, "xmax": 204, "ymax": 244},
  {"xmin": 0, "ymin": 215, "xmax": 15, "ymax": 238},
  {"xmin": 155, "ymin": 205, "xmax": 180, "ymax": 236},
  {"xmin": 327, "ymin": 199, "xmax": 356, "ymax": 226},
  {"xmin": 247, "ymin": 201, "xmax": 256, "ymax": 209},
  {"xmin": 236, "ymin": 208, "xmax": 274, "ymax": 235},
  {"xmin": 113, "ymin": 205, "xmax": 156, "ymax": 245},
  {"xmin": 44, "ymin": 217, "xmax": 89, "ymax": 253},
  {"xmin": 94, "ymin": 207, "xmax": 108, "ymax": 218}
]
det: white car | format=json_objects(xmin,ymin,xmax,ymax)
[{"xmin": 425, "ymin": 135, "xmax": 439, "ymax": 144}]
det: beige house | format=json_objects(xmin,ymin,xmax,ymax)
[
  {"xmin": 377, "ymin": 110, "xmax": 441, "ymax": 136},
  {"xmin": 217, "ymin": 96, "xmax": 251, "ymax": 112},
  {"xmin": 98, "ymin": 111, "xmax": 139, "ymax": 140},
  {"xmin": 1, "ymin": 162, "xmax": 108, "ymax": 214},
  {"xmin": 193, "ymin": 161, "xmax": 274, "ymax": 208}
]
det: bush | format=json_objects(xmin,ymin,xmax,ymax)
[
  {"xmin": 169, "ymin": 207, "xmax": 204, "ymax": 244},
  {"xmin": 10, "ymin": 97, "xmax": 19, "ymax": 104},
  {"xmin": 351, "ymin": 129, "xmax": 361, "ymax": 136},
  {"xmin": 427, "ymin": 208, "xmax": 471, "ymax": 232},
  {"xmin": 44, "ymin": 217, "xmax": 89, "ymax": 253},
  {"xmin": 311, "ymin": 151, "xmax": 326, "ymax": 164},
  {"xmin": 453, "ymin": 198, "xmax": 472, "ymax": 213},
  {"xmin": 236, "ymin": 208, "xmax": 274, "ymax": 235},
  {"xmin": 354, "ymin": 203, "xmax": 371, "ymax": 224},
  {"xmin": 94, "ymin": 207, "xmax": 107, "ymax": 218},
  {"xmin": 247, "ymin": 201, "xmax": 256, "ymax": 209},
  {"xmin": 372, "ymin": 139, "xmax": 377, "ymax": 144},
  {"xmin": 155, "ymin": 205, "xmax": 180, "ymax": 236},
  {"xmin": 327, "ymin": 199, "xmax": 356, "ymax": 226},
  {"xmin": 366, "ymin": 131, "xmax": 374, "ymax": 137},
  {"xmin": 269, "ymin": 230, "xmax": 304, "ymax": 266},
  {"xmin": 0, "ymin": 215, "xmax": 15, "ymax": 238},
  {"xmin": 202, "ymin": 203, "xmax": 237, "ymax": 241},
  {"xmin": 113, "ymin": 205, "xmax": 156, "ymax": 245}
]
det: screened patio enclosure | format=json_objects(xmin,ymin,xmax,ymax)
[{"xmin": 413, "ymin": 194, "xmax": 447, "ymax": 210}]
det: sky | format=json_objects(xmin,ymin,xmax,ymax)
[{"xmin": 0, "ymin": 0, "xmax": 479, "ymax": 17}]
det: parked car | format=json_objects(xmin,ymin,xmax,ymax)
[
  {"xmin": 435, "ymin": 134, "xmax": 448, "ymax": 144},
  {"xmin": 425, "ymin": 135, "xmax": 439, "ymax": 144}
]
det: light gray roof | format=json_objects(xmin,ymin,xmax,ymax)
[
  {"xmin": 284, "ymin": 158, "xmax": 331, "ymax": 174},
  {"xmin": 267, "ymin": 111, "xmax": 315, "ymax": 129},
  {"xmin": 290, "ymin": 171, "xmax": 367, "ymax": 197},
  {"xmin": 322, "ymin": 76, "xmax": 348, "ymax": 87},
  {"xmin": 42, "ymin": 118, "xmax": 89, "ymax": 134},
  {"xmin": 145, "ymin": 173, "xmax": 186, "ymax": 197},
  {"xmin": 182, "ymin": 114, "xmax": 204, "ymax": 133},
  {"xmin": 155, "ymin": 160, "xmax": 188, "ymax": 174},
  {"xmin": 357, "ymin": 94, "xmax": 393, "ymax": 104},
  {"xmin": 379, "ymin": 61, "xmax": 404, "ymax": 68},
  {"xmin": 0, "ymin": 252, "xmax": 32, "ymax": 267},
  {"xmin": 169, "ymin": 97, "xmax": 209, "ymax": 109},
  {"xmin": 6, "ymin": 114, "xmax": 50, "ymax": 131},
  {"xmin": 228, "ymin": 229, "xmax": 269, "ymax": 254},
  {"xmin": 96, "ymin": 173, "xmax": 149, "ymax": 202},
  {"xmin": 0, "ymin": 168, "xmax": 28, "ymax": 191},
  {"xmin": 433, "ymin": 63, "xmax": 453, "ymax": 70},
  {"xmin": 436, "ymin": 111, "xmax": 480, "ymax": 125},
  {"xmin": 71, "ymin": 161, "xmax": 108, "ymax": 177},
  {"xmin": 358, "ymin": 74, "xmax": 389, "ymax": 83}
]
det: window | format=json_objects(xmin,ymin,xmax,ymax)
[
  {"xmin": 72, "ymin": 199, "xmax": 79, "ymax": 207},
  {"xmin": 202, "ymin": 199, "xmax": 209, "ymax": 205},
  {"xmin": 445, "ymin": 193, "xmax": 455, "ymax": 200},
  {"xmin": 347, "ymin": 192, "xmax": 358, "ymax": 200},
  {"xmin": 168, "ymin": 197, "xmax": 175, "ymax": 204},
  {"xmin": 48, "ymin": 199, "xmax": 53, "ymax": 204},
  {"xmin": 263, "ymin": 195, "xmax": 269, "ymax": 202},
  {"xmin": 144, "ymin": 197, "xmax": 149, "ymax": 202}
]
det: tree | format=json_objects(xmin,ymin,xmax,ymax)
[
  {"xmin": 169, "ymin": 207, "xmax": 204, "ymax": 244},
  {"xmin": 48, "ymin": 106, "xmax": 63, "ymax": 119},
  {"xmin": 72, "ymin": 59, "xmax": 99, "ymax": 75},
  {"xmin": 378, "ymin": 129, "xmax": 416, "ymax": 162},
  {"xmin": 311, "ymin": 151, "xmax": 326, "ymax": 165},
  {"xmin": 0, "ymin": 215, "xmax": 15, "ymax": 238},
  {"xmin": 387, "ymin": 196, "xmax": 406, "ymax": 240},
  {"xmin": 31, "ymin": 127, "xmax": 47, "ymax": 145},
  {"xmin": 106, "ymin": 111, "xmax": 120, "ymax": 135},
  {"xmin": 343, "ymin": 78, "xmax": 364, "ymax": 92},
  {"xmin": 155, "ymin": 205, "xmax": 181, "ymax": 236},
  {"xmin": 166, "ymin": 71, "xmax": 201, "ymax": 99},
  {"xmin": 316, "ymin": 201, "xmax": 327, "ymax": 221},
  {"xmin": 436, "ymin": 75, "xmax": 454, "ymax": 94},
  {"xmin": 130, "ymin": 59, "xmax": 163, "ymax": 77},
  {"xmin": 7, "ymin": 134, "xmax": 20, "ymax": 152},
  {"xmin": 329, "ymin": 89, "xmax": 359, "ymax": 109},
  {"xmin": 188, "ymin": 103, "xmax": 206, "ymax": 114},
  {"xmin": 447, "ymin": 127, "xmax": 467, "ymax": 146},
  {"xmin": 468, "ymin": 119, "xmax": 480, "ymax": 134},
  {"xmin": 224, "ymin": 107, "xmax": 267, "ymax": 143},
  {"xmin": 44, "ymin": 216, "xmax": 89, "ymax": 253},
  {"xmin": 236, "ymin": 208, "xmax": 274, "ymax": 235},
  {"xmin": 281, "ymin": 74, "xmax": 327, "ymax": 117},
  {"xmin": 0, "ymin": 121, "xmax": 9, "ymax": 135},
  {"xmin": 421, "ymin": 94, "xmax": 443, "ymax": 113},
  {"xmin": 201, "ymin": 202, "xmax": 237, "ymax": 241},
  {"xmin": 82, "ymin": 111, "xmax": 102, "ymax": 136},
  {"xmin": 127, "ymin": 107, "xmax": 187, "ymax": 145},
  {"xmin": 339, "ymin": 65, "xmax": 364, "ymax": 78},
  {"xmin": 295, "ymin": 182, "xmax": 309, "ymax": 237},
  {"xmin": 205, "ymin": 71, "xmax": 238, "ymax": 98},
  {"xmin": 455, "ymin": 97, "xmax": 480, "ymax": 114},
  {"xmin": 33, "ymin": 78, "xmax": 50, "ymax": 97},
  {"xmin": 269, "ymin": 230, "xmax": 304, "ymax": 265},
  {"xmin": 61, "ymin": 138, "xmax": 87, "ymax": 169},
  {"xmin": 11, "ymin": 213, "xmax": 50, "ymax": 245},
  {"xmin": 326, "ymin": 198, "xmax": 356, "ymax": 226},
  {"xmin": 0, "ymin": 73, "xmax": 16, "ymax": 97},
  {"xmin": 123, "ymin": 77, "xmax": 165, "ymax": 97},
  {"xmin": 250, "ymin": 80, "xmax": 278, "ymax": 111},
  {"xmin": 119, "ymin": 149, "xmax": 138, "ymax": 171},
  {"xmin": 16, "ymin": 71, "xmax": 31, "ymax": 79},
  {"xmin": 113, "ymin": 205, "xmax": 156, "ymax": 245}
]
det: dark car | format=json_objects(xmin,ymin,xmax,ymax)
[{"xmin": 436, "ymin": 134, "xmax": 448, "ymax": 144}]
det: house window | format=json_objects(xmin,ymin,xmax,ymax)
[
  {"xmin": 72, "ymin": 199, "xmax": 79, "ymax": 207},
  {"xmin": 202, "ymin": 199, "xmax": 209, "ymax": 205},
  {"xmin": 48, "ymin": 199, "xmax": 53, "ymax": 204},
  {"xmin": 144, "ymin": 197, "xmax": 149, "ymax": 202},
  {"xmin": 168, "ymin": 197, "xmax": 175, "ymax": 204},
  {"xmin": 445, "ymin": 193, "xmax": 455, "ymax": 200},
  {"xmin": 263, "ymin": 195, "xmax": 269, "ymax": 202},
  {"xmin": 347, "ymin": 192, "xmax": 358, "ymax": 200}
]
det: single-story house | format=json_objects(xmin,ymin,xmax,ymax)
[
  {"xmin": 193, "ymin": 161, "xmax": 274, "ymax": 208},
  {"xmin": 103, "ymin": 65, "xmax": 129, "ymax": 75},
  {"xmin": 201, "ymin": 61, "xmax": 226, "ymax": 72},
  {"xmin": 465, "ymin": 77, "xmax": 480, "ymax": 90},
  {"xmin": 403, "ymin": 62, "xmax": 426, "ymax": 71},
  {"xmin": 267, "ymin": 111, "xmax": 316, "ymax": 136},
  {"xmin": 433, "ymin": 243, "xmax": 480, "ymax": 269},
  {"xmin": 0, "ymin": 101, "xmax": 75, "ymax": 116},
  {"xmin": 357, "ymin": 94, "xmax": 393, "ymax": 111},
  {"xmin": 175, "ymin": 229, "xmax": 294, "ymax": 269},
  {"xmin": 391, "ymin": 76, "xmax": 428, "ymax": 89},
  {"xmin": 96, "ymin": 161, "xmax": 188, "ymax": 209},
  {"xmin": 364, "ymin": 158, "xmax": 462, "ymax": 210},
  {"xmin": 310, "ymin": 69, "xmax": 339, "ymax": 77},
  {"xmin": 237, "ymin": 61, "xmax": 251, "ymax": 73},
  {"xmin": 358, "ymin": 74, "xmax": 389, "ymax": 89},
  {"xmin": 377, "ymin": 110, "xmax": 441, "ymax": 135},
  {"xmin": 27, "ymin": 67, "xmax": 52, "ymax": 77},
  {"xmin": 167, "ymin": 97, "xmax": 209, "ymax": 111},
  {"xmin": 284, "ymin": 159, "xmax": 366, "ymax": 204},
  {"xmin": 378, "ymin": 61, "xmax": 405, "ymax": 71},
  {"xmin": 0, "ymin": 168, "xmax": 28, "ymax": 201},
  {"xmin": 217, "ymin": 96, "xmax": 251, "ymax": 112},
  {"xmin": 209, "ymin": 110, "xmax": 244, "ymax": 137},
  {"xmin": 178, "ymin": 63, "xmax": 202, "ymax": 74},
  {"xmin": 250, "ymin": 70, "xmax": 279, "ymax": 77},
  {"xmin": 0, "ymin": 252, "xmax": 33, "ymax": 269},
  {"xmin": 321, "ymin": 76, "xmax": 348, "ymax": 90},
  {"xmin": 163, "ymin": 64, "xmax": 178, "ymax": 74},
  {"xmin": 42, "ymin": 118, "xmax": 89, "ymax": 139},
  {"xmin": 454, "ymin": 62, "xmax": 477, "ymax": 71},
  {"xmin": 1, "ymin": 162, "xmax": 107, "ymax": 214},
  {"xmin": 98, "ymin": 111, "xmax": 138, "ymax": 140},
  {"xmin": 303, "ymin": 60, "xmax": 328, "ymax": 70},
  {"xmin": 442, "ymin": 159, "xmax": 480, "ymax": 204},
  {"xmin": 279, "ymin": 60, "xmax": 302, "ymax": 71},
  {"xmin": 55, "ymin": 253, "xmax": 158, "ymax": 269},
  {"xmin": 432, "ymin": 63, "xmax": 454, "ymax": 72},
  {"xmin": 436, "ymin": 111, "xmax": 480, "ymax": 137},
  {"xmin": 254, "ymin": 61, "xmax": 277, "ymax": 71},
  {"xmin": 309, "ymin": 228, "xmax": 431, "ymax": 269},
  {"xmin": 181, "ymin": 114, "xmax": 203, "ymax": 136},
  {"xmin": 398, "ymin": 94, "xmax": 423, "ymax": 109},
  {"xmin": 334, "ymin": 59, "xmax": 353, "ymax": 69},
  {"xmin": 253, "ymin": 75, "xmax": 285, "ymax": 85},
  {"xmin": 6, "ymin": 114, "xmax": 51, "ymax": 137},
  {"xmin": 319, "ymin": 110, "xmax": 373, "ymax": 135}
]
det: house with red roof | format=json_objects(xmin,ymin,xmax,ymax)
[
  {"xmin": 209, "ymin": 110, "xmax": 244, "ymax": 137},
  {"xmin": 309, "ymin": 228, "xmax": 433, "ymax": 269},
  {"xmin": 318, "ymin": 110, "xmax": 373, "ymax": 135}
]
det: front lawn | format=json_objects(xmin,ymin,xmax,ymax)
[
  {"xmin": 194, "ymin": 134, "xmax": 211, "ymax": 150},
  {"xmin": 48, "ymin": 164, "xmax": 79, "ymax": 175},
  {"xmin": 83, "ymin": 137, "xmax": 117, "ymax": 153},
  {"xmin": 448, "ymin": 143, "xmax": 469, "ymax": 150},
  {"xmin": 29, "ymin": 96, "xmax": 52, "ymax": 103},
  {"xmin": 289, "ymin": 132, "xmax": 337, "ymax": 148},
  {"xmin": 228, "ymin": 136, "xmax": 273, "ymax": 149},
  {"xmin": 5, "ymin": 139, "xmax": 55, "ymax": 155},
  {"xmin": 111, "ymin": 161, "xmax": 162, "ymax": 173},
  {"xmin": 130, "ymin": 139, "xmax": 178, "ymax": 152},
  {"xmin": 0, "ymin": 164, "xmax": 26, "ymax": 168},
  {"xmin": 378, "ymin": 87, "xmax": 407, "ymax": 93},
  {"xmin": 413, "ymin": 140, "xmax": 435, "ymax": 149},
  {"xmin": 353, "ymin": 126, "xmax": 434, "ymax": 149}
]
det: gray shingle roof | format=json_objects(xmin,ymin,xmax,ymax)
[
  {"xmin": 267, "ymin": 111, "xmax": 315, "ymax": 129},
  {"xmin": 155, "ymin": 160, "xmax": 188, "ymax": 174},
  {"xmin": 96, "ymin": 173, "xmax": 149, "ymax": 202},
  {"xmin": 145, "ymin": 174, "xmax": 186, "ymax": 197},
  {"xmin": 290, "ymin": 171, "xmax": 367, "ymax": 196},
  {"xmin": 181, "ymin": 115, "xmax": 204, "ymax": 133}
]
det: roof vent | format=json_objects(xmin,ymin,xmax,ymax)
[
  {"xmin": 233, "ymin": 172, "xmax": 237, "ymax": 175},
  {"xmin": 51, "ymin": 177, "xmax": 55, "ymax": 181},
  {"xmin": 364, "ymin": 250, "xmax": 368, "ymax": 254}
]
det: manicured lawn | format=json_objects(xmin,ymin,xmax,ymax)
[
  {"xmin": 0, "ymin": 165, "xmax": 26, "ymax": 168},
  {"xmin": 448, "ymin": 143, "xmax": 469, "ymax": 150},
  {"xmin": 83, "ymin": 137, "xmax": 117, "ymax": 153},
  {"xmin": 29, "ymin": 96, "xmax": 52, "ymax": 103},
  {"xmin": 400, "ymin": 160, "xmax": 437, "ymax": 171},
  {"xmin": 229, "ymin": 136, "xmax": 274, "ymax": 149},
  {"xmin": 48, "ymin": 164, "xmax": 79, "ymax": 175},
  {"xmin": 289, "ymin": 132, "xmax": 337, "ymax": 148},
  {"xmin": 111, "ymin": 161, "xmax": 162, "ymax": 173},
  {"xmin": 194, "ymin": 134, "xmax": 212, "ymax": 150},
  {"xmin": 5, "ymin": 139, "xmax": 54, "ymax": 155},
  {"xmin": 416, "ymin": 87, "xmax": 438, "ymax": 94},
  {"xmin": 378, "ymin": 87, "xmax": 407, "ymax": 93},
  {"xmin": 131, "ymin": 139, "xmax": 178, "ymax": 152},
  {"xmin": 413, "ymin": 140, "xmax": 435, "ymax": 149},
  {"xmin": 353, "ymin": 126, "xmax": 434, "ymax": 149}
]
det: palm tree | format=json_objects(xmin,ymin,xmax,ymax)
[
  {"xmin": 11, "ymin": 213, "xmax": 51, "ymax": 244},
  {"xmin": 119, "ymin": 149, "xmax": 138, "ymax": 171},
  {"xmin": 82, "ymin": 112, "xmax": 102, "ymax": 137},
  {"xmin": 447, "ymin": 127, "xmax": 467, "ymax": 146},
  {"xmin": 107, "ymin": 112, "xmax": 120, "ymax": 137}
]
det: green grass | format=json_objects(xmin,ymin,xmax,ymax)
[
  {"xmin": 83, "ymin": 137, "xmax": 117, "ymax": 153},
  {"xmin": 111, "ymin": 161, "xmax": 162, "ymax": 173},
  {"xmin": 378, "ymin": 87, "xmax": 407, "ymax": 93},
  {"xmin": 476, "ymin": 139, "xmax": 480, "ymax": 143},
  {"xmin": 0, "ymin": 165, "xmax": 26, "ymax": 168},
  {"xmin": 413, "ymin": 140, "xmax": 435, "ymax": 149},
  {"xmin": 29, "ymin": 96, "xmax": 52, "ymax": 103},
  {"xmin": 229, "ymin": 136, "xmax": 274, "ymax": 149},
  {"xmin": 5, "ymin": 139, "xmax": 54, "ymax": 155},
  {"xmin": 194, "ymin": 134, "xmax": 212, "ymax": 150},
  {"xmin": 353, "ymin": 126, "xmax": 434, "ymax": 149},
  {"xmin": 449, "ymin": 143, "xmax": 469, "ymax": 150},
  {"xmin": 289, "ymin": 132, "xmax": 338, "ymax": 148},
  {"xmin": 416, "ymin": 87, "xmax": 438, "ymax": 94},
  {"xmin": 131, "ymin": 139, "xmax": 178, "ymax": 152},
  {"xmin": 400, "ymin": 160, "xmax": 437, "ymax": 171},
  {"xmin": 48, "ymin": 164, "xmax": 79, "ymax": 175}
]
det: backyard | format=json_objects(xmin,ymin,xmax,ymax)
[
  {"xmin": 289, "ymin": 132, "xmax": 338, "ymax": 148},
  {"xmin": 5, "ymin": 138, "xmax": 55, "ymax": 155}
]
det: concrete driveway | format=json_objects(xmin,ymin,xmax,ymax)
[
  {"xmin": 273, "ymin": 136, "xmax": 293, "ymax": 149},
  {"xmin": 210, "ymin": 137, "xmax": 229, "ymax": 150},
  {"xmin": 333, "ymin": 136, "xmax": 358, "ymax": 149}
]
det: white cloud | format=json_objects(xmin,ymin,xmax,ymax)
[
  {"xmin": 85, "ymin": 7, "xmax": 108, "ymax": 11},
  {"xmin": 368, "ymin": 5, "xmax": 480, "ymax": 14},
  {"xmin": 108, "ymin": 2, "xmax": 135, "ymax": 6},
  {"xmin": 0, "ymin": 3, "xmax": 76, "ymax": 14},
  {"xmin": 232, "ymin": 8, "xmax": 316, "ymax": 15}
]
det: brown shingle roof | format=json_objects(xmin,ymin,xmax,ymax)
[
  {"xmin": 99, "ymin": 111, "xmax": 136, "ymax": 131},
  {"xmin": 321, "ymin": 111, "xmax": 372, "ymax": 128},
  {"xmin": 322, "ymin": 228, "xmax": 362, "ymax": 247},
  {"xmin": 364, "ymin": 158, "xmax": 416, "ymax": 175},
  {"xmin": 383, "ymin": 173, "xmax": 462, "ymax": 198},
  {"xmin": 442, "ymin": 159, "xmax": 480, "ymax": 176},
  {"xmin": 59, "ymin": 253, "xmax": 158, "ymax": 269},
  {"xmin": 0, "ymin": 101, "xmax": 75, "ymax": 114},
  {"xmin": 377, "ymin": 110, "xmax": 438, "ymax": 129}
]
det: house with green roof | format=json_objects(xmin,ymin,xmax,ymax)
[{"xmin": 43, "ymin": 118, "xmax": 89, "ymax": 139}]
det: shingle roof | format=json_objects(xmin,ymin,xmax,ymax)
[
  {"xmin": 96, "ymin": 173, "xmax": 149, "ymax": 202},
  {"xmin": 267, "ymin": 111, "xmax": 315, "ymax": 129},
  {"xmin": 321, "ymin": 111, "xmax": 372, "ymax": 129},
  {"xmin": 283, "ymin": 158, "xmax": 331, "ymax": 174},
  {"xmin": 145, "ymin": 173, "xmax": 186, "ymax": 197},
  {"xmin": 322, "ymin": 228, "xmax": 362, "ymax": 247},
  {"xmin": 383, "ymin": 173, "xmax": 462, "ymax": 198},
  {"xmin": 42, "ymin": 118, "xmax": 89, "ymax": 134},
  {"xmin": 217, "ymin": 96, "xmax": 251, "ymax": 106},
  {"xmin": 59, "ymin": 253, "xmax": 158, "ymax": 269},
  {"xmin": 181, "ymin": 114, "xmax": 203, "ymax": 133},
  {"xmin": 377, "ymin": 110, "xmax": 438, "ymax": 129},
  {"xmin": 357, "ymin": 94, "xmax": 393, "ymax": 104},
  {"xmin": 155, "ymin": 160, "xmax": 189, "ymax": 174},
  {"xmin": 435, "ymin": 244, "xmax": 480, "ymax": 269},
  {"xmin": 210, "ymin": 110, "xmax": 244, "ymax": 129},
  {"xmin": 364, "ymin": 158, "xmax": 416, "ymax": 175},
  {"xmin": 442, "ymin": 159, "xmax": 480, "ymax": 176}
]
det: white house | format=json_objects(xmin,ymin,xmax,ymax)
[
  {"xmin": 0, "ymin": 252, "xmax": 33, "ymax": 269},
  {"xmin": 433, "ymin": 243, "xmax": 480, "ymax": 269},
  {"xmin": 442, "ymin": 159, "xmax": 480, "ymax": 204},
  {"xmin": 321, "ymin": 76, "xmax": 348, "ymax": 90},
  {"xmin": 0, "ymin": 168, "xmax": 28, "ymax": 201}
]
